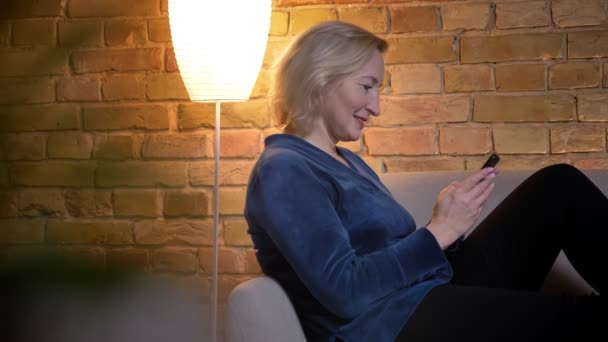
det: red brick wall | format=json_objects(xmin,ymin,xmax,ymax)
[{"xmin": 1, "ymin": 0, "xmax": 608, "ymax": 322}]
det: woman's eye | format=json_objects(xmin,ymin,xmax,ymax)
[{"xmin": 361, "ymin": 84, "xmax": 372, "ymax": 91}]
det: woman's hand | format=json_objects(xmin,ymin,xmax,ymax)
[{"xmin": 426, "ymin": 168, "xmax": 498, "ymax": 249}]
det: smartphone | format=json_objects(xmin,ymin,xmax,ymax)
[{"xmin": 481, "ymin": 153, "xmax": 500, "ymax": 169}]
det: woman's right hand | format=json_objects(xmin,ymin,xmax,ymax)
[{"xmin": 426, "ymin": 168, "xmax": 497, "ymax": 249}]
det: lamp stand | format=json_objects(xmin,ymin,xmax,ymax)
[{"xmin": 211, "ymin": 101, "xmax": 220, "ymax": 342}]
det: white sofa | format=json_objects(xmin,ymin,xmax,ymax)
[{"xmin": 226, "ymin": 169, "xmax": 603, "ymax": 342}]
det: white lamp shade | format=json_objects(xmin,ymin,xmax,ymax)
[{"xmin": 168, "ymin": 0, "xmax": 271, "ymax": 102}]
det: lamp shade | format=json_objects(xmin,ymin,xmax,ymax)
[{"xmin": 168, "ymin": 0, "xmax": 271, "ymax": 102}]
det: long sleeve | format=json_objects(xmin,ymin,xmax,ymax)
[{"xmin": 245, "ymin": 155, "xmax": 451, "ymax": 320}]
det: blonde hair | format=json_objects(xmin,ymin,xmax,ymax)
[{"xmin": 271, "ymin": 21, "xmax": 388, "ymax": 135}]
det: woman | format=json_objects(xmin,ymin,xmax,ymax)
[{"xmin": 244, "ymin": 21, "xmax": 604, "ymax": 341}]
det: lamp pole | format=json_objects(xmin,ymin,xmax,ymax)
[{"xmin": 211, "ymin": 101, "xmax": 220, "ymax": 342}]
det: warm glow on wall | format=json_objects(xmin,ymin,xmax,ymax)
[{"xmin": 168, "ymin": 0, "xmax": 271, "ymax": 102}]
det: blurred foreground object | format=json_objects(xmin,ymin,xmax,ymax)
[{"xmin": 0, "ymin": 253, "xmax": 210, "ymax": 342}]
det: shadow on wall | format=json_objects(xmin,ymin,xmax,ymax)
[{"xmin": 0, "ymin": 253, "xmax": 211, "ymax": 342}]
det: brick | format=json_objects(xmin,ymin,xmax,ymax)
[
  {"xmin": 0, "ymin": 135, "xmax": 5, "ymax": 160},
  {"xmin": 56, "ymin": 77, "xmax": 101, "ymax": 102},
  {"xmin": 374, "ymin": 96, "xmax": 469, "ymax": 125},
  {"xmin": 263, "ymin": 39, "xmax": 289, "ymax": 67},
  {"xmin": 96, "ymin": 162, "xmax": 187, "ymax": 187},
  {"xmin": 47, "ymin": 220, "xmax": 132, "ymax": 244},
  {"xmin": 179, "ymin": 100, "xmax": 270, "ymax": 129},
  {"xmin": 496, "ymin": 64, "xmax": 545, "ymax": 91},
  {"xmin": 384, "ymin": 158, "xmax": 464, "ymax": 173},
  {"xmin": 339, "ymin": 7, "xmax": 387, "ymax": 33},
  {"xmin": 102, "ymin": 74, "xmax": 146, "ymax": 101},
  {"xmin": 391, "ymin": 6, "xmax": 437, "ymax": 33},
  {"xmin": 493, "ymin": 126, "xmax": 548, "ymax": 154},
  {"xmin": 92, "ymin": 135, "xmax": 133, "ymax": 160},
  {"xmin": 290, "ymin": 8, "xmax": 337, "ymax": 35},
  {"xmin": 165, "ymin": 48, "xmax": 178, "ymax": 72},
  {"xmin": 1, "ymin": 104, "xmax": 80, "ymax": 132},
  {"xmin": 578, "ymin": 93, "xmax": 608, "ymax": 121},
  {"xmin": 0, "ymin": 163, "xmax": 7, "ymax": 187},
  {"xmin": 0, "ymin": 219, "xmax": 45, "ymax": 244},
  {"xmin": 224, "ymin": 220, "xmax": 252, "ymax": 247},
  {"xmin": 496, "ymin": 1, "xmax": 549, "ymax": 29},
  {"xmin": 551, "ymin": 126, "xmax": 604, "ymax": 153},
  {"xmin": 83, "ymin": 105, "xmax": 168, "ymax": 130},
  {"xmin": 461, "ymin": 33, "xmax": 563, "ymax": 63},
  {"xmin": 221, "ymin": 131, "xmax": 261, "ymax": 157},
  {"xmin": 0, "ymin": 22, "xmax": 9, "ymax": 46},
  {"xmin": 47, "ymin": 133, "xmax": 93, "ymax": 159},
  {"xmin": 439, "ymin": 127, "xmax": 491, "ymax": 155},
  {"xmin": 142, "ymin": 134, "xmax": 211, "ymax": 159},
  {"xmin": 444, "ymin": 3, "xmax": 491, "ymax": 31},
  {"xmin": 549, "ymin": 63, "xmax": 600, "ymax": 89},
  {"xmin": 219, "ymin": 187, "xmax": 247, "ymax": 215},
  {"xmin": 270, "ymin": 11, "xmax": 289, "ymax": 36},
  {"xmin": 164, "ymin": 191, "xmax": 208, "ymax": 218},
  {"xmin": 389, "ymin": 65, "xmax": 440, "ymax": 94},
  {"xmin": 18, "ymin": 190, "xmax": 65, "ymax": 217},
  {"xmin": 71, "ymin": 48, "xmax": 163, "ymax": 73},
  {"xmin": 58, "ymin": 247, "xmax": 105, "ymax": 268},
  {"xmin": 199, "ymin": 247, "xmax": 240, "ymax": 274},
  {"xmin": 0, "ymin": 0, "xmax": 64, "ymax": 19},
  {"xmin": 6, "ymin": 134, "xmax": 45, "ymax": 160},
  {"xmin": 473, "ymin": 95, "xmax": 575, "ymax": 122},
  {"xmin": 573, "ymin": 158, "xmax": 608, "ymax": 169},
  {"xmin": 0, "ymin": 48, "xmax": 68, "ymax": 77},
  {"xmin": 385, "ymin": 36, "xmax": 456, "ymax": 64},
  {"xmin": 190, "ymin": 160, "xmax": 254, "ymax": 186},
  {"xmin": 12, "ymin": 19, "xmax": 55, "ymax": 45},
  {"xmin": 105, "ymin": 20, "xmax": 147, "ymax": 46},
  {"xmin": 467, "ymin": 155, "xmax": 567, "ymax": 170},
  {"xmin": 152, "ymin": 248, "xmax": 197, "ymax": 274},
  {"xmin": 65, "ymin": 190, "xmax": 112, "ymax": 217},
  {"xmin": 278, "ymin": 0, "xmax": 331, "ymax": 5},
  {"xmin": 68, "ymin": 0, "xmax": 160, "ymax": 17},
  {"xmin": 552, "ymin": 0, "xmax": 606, "ymax": 27},
  {"xmin": 107, "ymin": 248, "xmax": 149, "ymax": 271},
  {"xmin": 146, "ymin": 73, "xmax": 189, "ymax": 100},
  {"xmin": 251, "ymin": 69, "xmax": 270, "ymax": 98},
  {"xmin": 245, "ymin": 249, "xmax": 262, "ymax": 274},
  {"xmin": 568, "ymin": 31, "xmax": 608, "ymax": 59},
  {"xmin": 0, "ymin": 78, "xmax": 55, "ymax": 104},
  {"xmin": 11, "ymin": 162, "xmax": 95, "ymax": 187},
  {"xmin": 148, "ymin": 18, "xmax": 171, "ymax": 42},
  {"xmin": 364, "ymin": 127, "xmax": 436, "ymax": 156},
  {"xmin": 114, "ymin": 190, "xmax": 157, "ymax": 217},
  {"xmin": 444, "ymin": 65, "xmax": 494, "ymax": 92},
  {"xmin": 58, "ymin": 21, "xmax": 104, "ymax": 47},
  {"xmin": 0, "ymin": 191, "xmax": 18, "ymax": 217},
  {"xmin": 134, "ymin": 220, "xmax": 213, "ymax": 245}
]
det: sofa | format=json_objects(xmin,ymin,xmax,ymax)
[{"xmin": 226, "ymin": 169, "xmax": 604, "ymax": 342}]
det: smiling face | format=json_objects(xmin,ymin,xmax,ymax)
[{"xmin": 316, "ymin": 49, "xmax": 385, "ymax": 144}]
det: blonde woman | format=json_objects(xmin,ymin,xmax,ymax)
[{"xmin": 244, "ymin": 21, "xmax": 604, "ymax": 341}]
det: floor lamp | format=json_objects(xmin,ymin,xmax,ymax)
[{"xmin": 168, "ymin": 1, "xmax": 271, "ymax": 341}]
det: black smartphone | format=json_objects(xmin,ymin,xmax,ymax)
[{"xmin": 481, "ymin": 153, "xmax": 500, "ymax": 169}]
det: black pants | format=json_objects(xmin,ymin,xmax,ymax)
[{"xmin": 396, "ymin": 164, "xmax": 605, "ymax": 341}]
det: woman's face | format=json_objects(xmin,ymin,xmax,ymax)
[{"xmin": 317, "ymin": 49, "xmax": 384, "ymax": 143}]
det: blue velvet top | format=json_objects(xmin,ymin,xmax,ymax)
[{"xmin": 244, "ymin": 134, "xmax": 453, "ymax": 341}]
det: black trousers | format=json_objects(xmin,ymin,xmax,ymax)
[{"xmin": 396, "ymin": 164, "xmax": 605, "ymax": 341}]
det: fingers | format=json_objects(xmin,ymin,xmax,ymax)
[{"xmin": 460, "ymin": 168, "xmax": 496, "ymax": 191}]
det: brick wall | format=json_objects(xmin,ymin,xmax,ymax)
[{"xmin": 1, "ymin": 0, "xmax": 608, "ymax": 333}]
